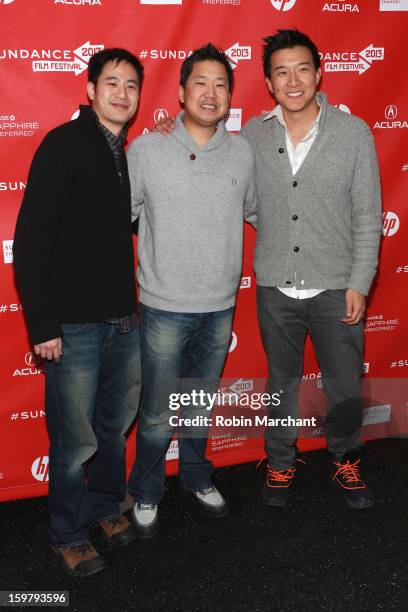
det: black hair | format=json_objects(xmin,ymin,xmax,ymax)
[
  {"xmin": 88, "ymin": 48, "xmax": 144, "ymax": 87},
  {"xmin": 180, "ymin": 43, "xmax": 234, "ymax": 91},
  {"xmin": 263, "ymin": 29, "xmax": 321, "ymax": 78}
]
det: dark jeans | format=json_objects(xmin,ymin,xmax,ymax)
[
  {"xmin": 128, "ymin": 304, "xmax": 234, "ymax": 505},
  {"xmin": 257, "ymin": 287, "xmax": 364, "ymax": 469},
  {"xmin": 45, "ymin": 322, "xmax": 141, "ymax": 546}
]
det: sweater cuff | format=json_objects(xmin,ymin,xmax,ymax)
[
  {"xmin": 26, "ymin": 311, "xmax": 63, "ymax": 346},
  {"xmin": 347, "ymin": 273, "xmax": 375, "ymax": 297}
]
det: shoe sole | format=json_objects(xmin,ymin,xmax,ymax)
[
  {"xmin": 131, "ymin": 513, "xmax": 159, "ymax": 539},
  {"xmin": 344, "ymin": 495, "xmax": 375, "ymax": 510},
  {"xmin": 180, "ymin": 489, "xmax": 229, "ymax": 518},
  {"xmin": 51, "ymin": 545, "xmax": 105, "ymax": 578},
  {"xmin": 101, "ymin": 529, "xmax": 138, "ymax": 547},
  {"xmin": 262, "ymin": 495, "xmax": 289, "ymax": 508}
]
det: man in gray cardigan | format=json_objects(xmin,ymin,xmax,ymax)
[
  {"xmin": 242, "ymin": 30, "xmax": 382, "ymax": 510},
  {"xmin": 127, "ymin": 44, "xmax": 257, "ymax": 536}
]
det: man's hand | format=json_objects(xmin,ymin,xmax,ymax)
[
  {"xmin": 342, "ymin": 289, "xmax": 365, "ymax": 325},
  {"xmin": 34, "ymin": 337, "xmax": 62, "ymax": 361},
  {"xmin": 154, "ymin": 116, "xmax": 176, "ymax": 135}
]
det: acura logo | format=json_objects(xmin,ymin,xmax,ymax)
[
  {"xmin": 25, "ymin": 352, "xmax": 36, "ymax": 366},
  {"xmin": 154, "ymin": 108, "xmax": 169, "ymax": 124},
  {"xmin": 385, "ymin": 105, "xmax": 397, "ymax": 120}
]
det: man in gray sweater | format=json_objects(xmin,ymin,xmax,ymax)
[
  {"xmin": 242, "ymin": 30, "xmax": 382, "ymax": 510},
  {"xmin": 126, "ymin": 43, "xmax": 257, "ymax": 535}
]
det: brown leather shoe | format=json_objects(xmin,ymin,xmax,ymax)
[
  {"xmin": 98, "ymin": 514, "xmax": 137, "ymax": 547},
  {"xmin": 51, "ymin": 542, "xmax": 105, "ymax": 577}
]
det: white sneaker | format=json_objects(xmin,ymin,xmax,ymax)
[
  {"xmin": 132, "ymin": 503, "xmax": 159, "ymax": 538},
  {"xmin": 182, "ymin": 485, "xmax": 228, "ymax": 518}
]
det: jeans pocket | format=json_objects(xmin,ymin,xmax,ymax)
[{"xmin": 61, "ymin": 322, "xmax": 92, "ymax": 335}]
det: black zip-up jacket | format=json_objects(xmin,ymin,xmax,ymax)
[{"xmin": 13, "ymin": 106, "xmax": 137, "ymax": 345}]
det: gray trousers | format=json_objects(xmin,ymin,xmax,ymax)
[{"xmin": 257, "ymin": 286, "xmax": 365, "ymax": 469}]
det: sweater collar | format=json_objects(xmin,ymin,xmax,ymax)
[
  {"xmin": 262, "ymin": 91, "xmax": 327, "ymax": 127},
  {"xmin": 171, "ymin": 111, "xmax": 229, "ymax": 152}
]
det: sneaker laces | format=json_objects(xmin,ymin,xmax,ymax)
[
  {"xmin": 333, "ymin": 458, "xmax": 362, "ymax": 484},
  {"xmin": 266, "ymin": 463, "xmax": 297, "ymax": 485},
  {"xmin": 138, "ymin": 503, "xmax": 156, "ymax": 510},
  {"xmin": 256, "ymin": 454, "xmax": 305, "ymax": 473},
  {"xmin": 199, "ymin": 487, "xmax": 216, "ymax": 496}
]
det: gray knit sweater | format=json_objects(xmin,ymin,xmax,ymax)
[
  {"xmin": 242, "ymin": 92, "xmax": 382, "ymax": 296},
  {"xmin": 127, "ymin": 112, "xmax": 257, "ymax": 312}
]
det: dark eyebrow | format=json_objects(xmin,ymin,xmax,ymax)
[
  {"xmin": 193, "ymin": 74, "xmax": 227, "ymax": 82},
  {"xmin": 104, "ymin": 75, "xmax": 139, "ymax": 85},
  {"xmin": 273, "ymin": 61, "xmax": 312, "ymax": 72}
]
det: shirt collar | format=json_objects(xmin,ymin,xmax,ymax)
[
  {"xmin": 262, "ymin": 95, "xmax": 322, "ymax": 143},
  {"xmin": 94, "ymin": 112, "xmax": 128, "ymax": 152}
]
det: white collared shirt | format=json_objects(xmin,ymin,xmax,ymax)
[{"xmin": 263, "ymin": 101, "xmax": 325, "ymax": 299}]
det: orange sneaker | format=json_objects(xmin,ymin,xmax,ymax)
[
  {"xmin": 262, "ymin": 463, "xmax": 297, "ymax": 507},
  {"xmin": 332, "ymin": 457, "xmax": 375, "ymax": 510}
]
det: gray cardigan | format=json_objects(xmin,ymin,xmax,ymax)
[
  {"xmin": 242, "ymin": 92, "xmax": 382, "ymax": 296},
  {"xmin": 127, "ymin": 112, "xmax": 257, "ymax": 313}
]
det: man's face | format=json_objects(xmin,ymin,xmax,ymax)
[
  {"xmin": 266, "ymin": 45, "xmax": 321, "ymax": 116},
  {"xmin": 179, "ymin": 60, "xmax": 230, "ymax": 129},
  {"xmin": 87, "ymin": 60, "xmax": 140, "ymax": 134}
]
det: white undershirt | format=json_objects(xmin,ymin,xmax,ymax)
[{"xmin": 263, "ymin": 101, "xmax": 325, "ymax": 299}]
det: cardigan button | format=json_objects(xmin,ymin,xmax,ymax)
[
  {"xmin": 279, "ymin": 147, "xmax": 285, "ymax": 154},
  {"xmin": 294, "ymin": 246, "xmax": 299, "ymax": 252},
  {"xmin": 190, "ymin": 153, "xmax": 196, "ymax": 161},
  {"xmin": 286, "ymin": 281, "xmax": 291, "ymax": 284},
  {"xmin": 292, "ymin": 214, "xmax": 298, "ymax": 221},
  {"xmin": 292, "ymin": 181, "xmax": 298, "ymax": 187}
]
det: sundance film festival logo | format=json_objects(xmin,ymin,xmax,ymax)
[
  {"xmin": 270, "ymin": 0, "xmax": 297, "ymax": 10},
  {"xmin": 138, "ymin": 48, "xmax": 192, "ymax": 61},
  {"xmin": 382, "ymin": 211, "xmax": 400, "ymax": 237},
  {"xmin": 31, "ymin": 457, "xmax": 49, "ymax": 482},
  {"xmin": 0, "ymin": 180, "xmax": 26, "ymax": 191},
  {"xmin": 225, "ymin": 43, "xmax": 252, "ymax": 70},
  {"xmin": 0, "ymin": 41, "xmax": 104, "ymax": 76},
  {"xmin": 374, "ymin": 105, "xmax": 408, "ymax": 129},
  {"xmin": 321, "ymin": 44, "xmax": 384, "ymax": 75}
]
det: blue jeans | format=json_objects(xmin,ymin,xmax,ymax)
[
  {"xmin": 128, "ymin": 304, "xmax": 234, "ymax": 505},
  {"xmin": 45, "ymin": 322, "xmax": 141, "ymax": 546}
]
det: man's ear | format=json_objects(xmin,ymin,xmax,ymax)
[
  {"xmin": 265, "ymin": 77, "xmax": 274, "ymax": 96},
  {"xmin": 315, "ymin": 67, "xmax": 322, "ymax": 88},
  {"xmin": 87, "ymin": 81, "xmax": 95, "ymax": 102},
  {"xmin": 179, "ymin": 85, "xmax": 185, "ymax": 105}
]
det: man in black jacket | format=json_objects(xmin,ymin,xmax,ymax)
[{"xmin": 13, "ymin": 48, "xmax": 143, "ymax": 577}]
